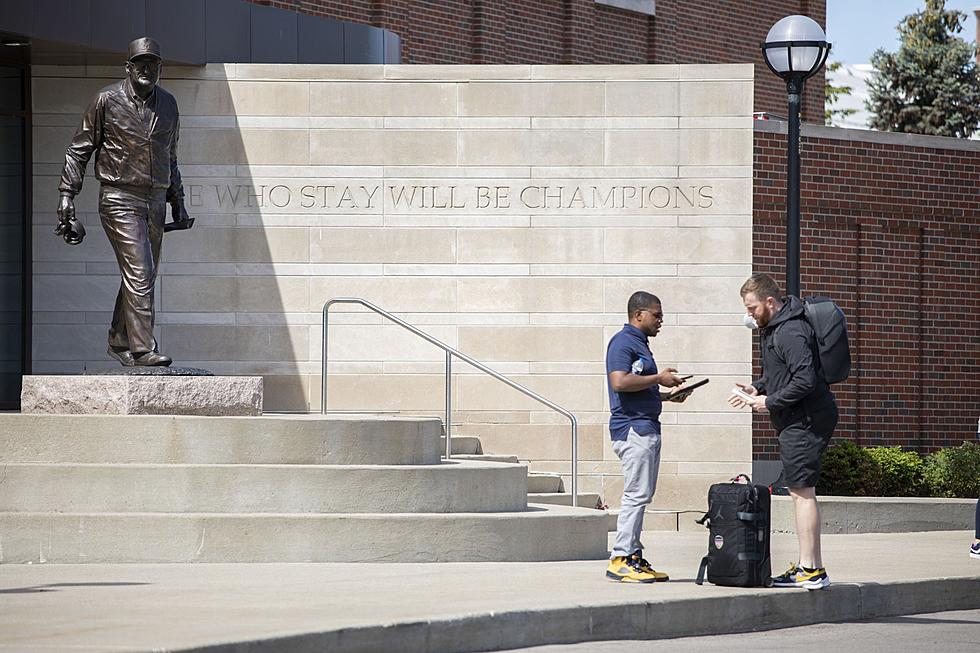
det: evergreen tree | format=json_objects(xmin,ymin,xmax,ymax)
[
  {"xmin": 825, "ymin": 61, "xmax": 857, "ymax": 126},
  {"xmin": 867, "ymin": 0, "xmax": 980, "ymax": 138}
]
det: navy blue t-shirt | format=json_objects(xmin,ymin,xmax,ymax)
[{"xmin": 605, "ymin": 323, "xmax": 663, "ymax": 441}]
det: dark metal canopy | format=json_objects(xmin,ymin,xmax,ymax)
[{"xmin": 0, "ymin": 0, "xmax": 400, "ymax": 65}]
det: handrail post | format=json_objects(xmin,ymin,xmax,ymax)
[
  {"xmin": 445, "ymin": 350, "xmax": 452, "ymax": 459},
  {"xmin": 321, "ymin": 301, "xmax": 330, "ymax": 414},
  {"xmin": 570, "ymin": 416, "xmax": 578, "ymax": 507}
]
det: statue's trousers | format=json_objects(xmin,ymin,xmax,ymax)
[{"xmin": 99, "ymin": 185, "xmax": 166, "ymax": 355}]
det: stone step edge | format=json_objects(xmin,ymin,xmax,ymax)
[
  {"xmin": 450, "ymin": 454, "xmax": 521, "ymax": 463},
  {"xmin": 0, "ymin": 504, "xmax": 599, "ymax": 519},
  {"xmin": 604, "ymin": 508, "xmax": 708, "ymax": 533},
  {"xmin": 171, "ymin": 576, "xmax": 980, "ymax": 653},
  {"xmin": 0, "ymin": 461, "xmax": 527, "ymax": 471}
]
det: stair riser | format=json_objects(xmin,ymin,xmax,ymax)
[
  {"xmin": 0, "ymin": 415, "xmax": 442, "ymax": 466},
  {"xmin": 527, "ymin": 493, "xmax": 601, "ymax": 508},
  {"xmin": 0, "ymin": 510, "xmax": 609, "ymax": 563},
  {"xmin": 527, "ymin": 476, "xmax": 563, "ymax": 493},
  {"xmin": 439, "ymin": 436, "xmax": 482, "ymax": 455},
  {"xmin": 0, "ymin": 463, "xmax": 529, "ymax": 514}
]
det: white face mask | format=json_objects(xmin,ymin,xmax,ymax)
[{"xmin": 743, "ymin": 313, "xmax": 759, "ymax": 330}]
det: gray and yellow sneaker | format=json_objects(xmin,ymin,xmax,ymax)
[{"xmin": 606, "ymin": 556, "xmax": 659, "ymax": 583}]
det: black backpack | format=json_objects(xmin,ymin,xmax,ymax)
[
  {"xmin": 802, "ymin": 296, "xmax": 851, "ymax": 384},
  {"xmin": 695, "ymin": 475, "xmax": 772, "ymax": 588}
]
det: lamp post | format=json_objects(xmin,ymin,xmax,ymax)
[{"xmin": 761, "ymin": 16, "xmax": 830, "ymax": 297}]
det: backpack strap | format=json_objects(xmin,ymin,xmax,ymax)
[
  {"xmin": 736, "ymin": 511, "xmax": 766, "ymax": 522},
  {"xmin": 696, "ymin": 555, "xmax": 709, "ymax": 585}
]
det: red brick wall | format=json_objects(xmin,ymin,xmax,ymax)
[
  {"xmin": 248, "ymin": 0, "xmax": 826, "ymax": 122},
  {"xmin": 652, "ymin": 0, "xmax": 825, "ymax": 123},
  {"xmin": 753, "ymin": 126, "xmax": 980, "ymax": 458}
]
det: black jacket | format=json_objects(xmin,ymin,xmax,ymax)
[
  {"xmin": 752, "ymin": 296, "xmax": 835, "ymax": 430},
  {"xmin": 59, "ymin": 78, "xmax": 184, "ymax": 204}
]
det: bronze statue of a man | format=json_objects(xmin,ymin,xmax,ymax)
[{"xmin": 57, "ymin": 37, "xmax": 193, "ymax": 367}]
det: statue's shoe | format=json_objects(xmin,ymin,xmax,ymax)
[
  {"xmin": 107, "ymin": 346, "xmax": 135, "ymax": 366},
  {"xmin": 132, "ymin": 351, "xmax": 173, "ymax": 367}
]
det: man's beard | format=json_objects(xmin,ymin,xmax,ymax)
[{"xmin": 757, "ymin": 305, "xmax": 774, "ymax": 327}]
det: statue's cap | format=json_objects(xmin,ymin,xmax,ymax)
[{"xmin": 127, "ymin": 37, "xmax": 161, "ymax": 61}]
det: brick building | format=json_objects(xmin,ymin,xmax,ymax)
[
  {"xmin": 754, "ymin": 122, "xmax": 980, "ymax": 460},
  {"xmin": 1, "ymin": 0, "xmax": 975, "ymax": 475},
  {"xmin": 250, "ymin": 0, "xmax": 826, "ymax": 124},
  {"xmin": 247, "ymin": 0, "xmax": 979, "ymax": 459},
  {"xmin": 250, "ymin": 0, "xmax": 978, "ymax": 456}
]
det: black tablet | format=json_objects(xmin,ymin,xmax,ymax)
[{"xmin": 670, "ymin": 377, "xmax": 709, "ymax": 399}]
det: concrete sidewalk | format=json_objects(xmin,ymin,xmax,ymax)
[{"xmin": 1, "ymin": 531, "xmax": 978, "ymax": 653}]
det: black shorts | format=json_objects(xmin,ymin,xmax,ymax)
[{"xmin": 778, "ymin": 402, "xmax": 839, "ymax": 489}]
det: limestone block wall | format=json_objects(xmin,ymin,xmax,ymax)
[{"xmin": 31, "ymin": 63, "xmax": 753, "ymax": 510}]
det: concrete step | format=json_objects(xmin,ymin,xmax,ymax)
[
  {"xmin": 0, "ymin": 413, "xmax": 442, "ymax": 466},
  {"xmin": 772, "ymin": 495, "xmax": 978, "ymax": 534},
  {"xmin": 0, "ymin": 504, "xmax": 610, "ymax": 563},
  {"xmin": 527, "ymin": 492, "xmax": 602, "ymax": 509},
  {"xmin": 604, "ymin": 508, "xmax": 707, "ymax": 532},
  {"xmin": 527, "ymin": 473, "xmax": 564, "ymax": 493},
  {"xmin": 0, "ymin": 460, "xmax": 529, "ymax": 514},
  {"xmin": 451, "ymin": 453, "xmax": 521, "ymax": 464},
  {"xmin": 439, "ymin": 435, "xmax": 482, "ymax": 455}
]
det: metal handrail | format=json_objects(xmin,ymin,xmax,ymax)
[{"xmin": 321, "ymin": 297, "xmax": 579, "ymax": 507}]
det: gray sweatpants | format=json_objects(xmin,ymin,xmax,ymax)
[{"xmin": 610, "ymin": 427, "xmax": 662, "ymax": 559}]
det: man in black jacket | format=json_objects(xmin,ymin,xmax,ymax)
[
  {"xmin": 729, "ymin": 273, "xmax": 838, "ymax": 590},
  {"xmin": 56, "ymin": 37, "xmax": 191, "ymax": 366}
]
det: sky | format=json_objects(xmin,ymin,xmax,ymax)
[{"xmin": 825, "ymin": 0, "xmax": 979, "ymax": 64}]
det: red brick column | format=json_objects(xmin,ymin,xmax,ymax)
[{"xmin": 472, "ymin": 0, "xmax": 509, "ymax": 64}]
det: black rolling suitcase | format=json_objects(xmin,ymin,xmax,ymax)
[{"xmin": 694, "ymin": 474, "xmax": 772, "ymax": 587}]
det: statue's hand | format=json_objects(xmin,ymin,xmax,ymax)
[
  {"xmin": 54, "ymin": 195, "xmax": 75, "ymax": 235},
  {"xmin": 54, "ymin": 195, "xmax": 85, "ymax": 245},
  {"xmin": 170, "ymin": 202, "xmax": 192, "ymax": 227}
]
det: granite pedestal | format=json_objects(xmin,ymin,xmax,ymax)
[{"xmin": 20, "ymin": 369, "xmax": 263, "ymax": 416}]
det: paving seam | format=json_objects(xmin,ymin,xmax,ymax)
[{"xmin": 169, "ymin": 576, "xmax": 980, "ymax": 653}]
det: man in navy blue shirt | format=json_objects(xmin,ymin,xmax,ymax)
[{"xmin": 605, "ymin": 291, "xmax": 686, "ymax": 583}]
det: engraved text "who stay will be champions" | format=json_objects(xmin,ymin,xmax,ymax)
[{"xmin": 185, "ymin": 183, "xmax": 716, "ymax": 211}]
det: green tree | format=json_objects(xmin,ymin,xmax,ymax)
[
  {"xmin": 867, "ymin": 0, "xmax": 980, "ymax": 138},
  {"xmin": 825, "ymin": 61, "xmax": 857, "ymax": 125}
]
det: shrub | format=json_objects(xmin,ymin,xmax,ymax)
[
  {"xmin": 922, "ymin": 442, "xmax": 980, "ymax": 498},
  {"xmin": 818, "ymin": 440, "xmax": 883, "ymax": 496},
  {"xmin": 866, "ymin": 446, "xmax": 926, "ymax": 497}
]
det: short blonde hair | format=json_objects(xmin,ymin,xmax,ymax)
[{"xmin": 740, "ymin": 273, "xmax": 781, "ymax": 300}]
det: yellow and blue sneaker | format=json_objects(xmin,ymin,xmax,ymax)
[
  {"xmin": 772, "ymin": 562, "xmax": 830, "ymax": 590},
  {"xmin": 606, "ymin": 555, "xmax": 662, "ymax": 583}
]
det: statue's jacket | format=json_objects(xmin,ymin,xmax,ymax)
[{"xmin": 59, "ymin": 78, "xmax": 184, "ymax": 204}]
